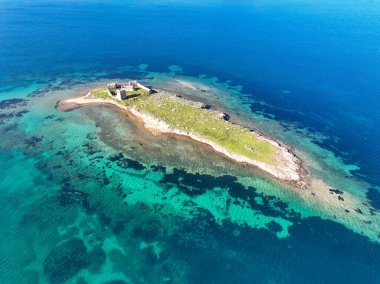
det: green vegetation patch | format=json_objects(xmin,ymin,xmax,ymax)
[
  {"xmin": 90, "ymin": 88, "xmax": 277, "ymax": 165},
  {"xmin": 91, "ymin": 88, "xmax": 149, "ymax": 100},
  {"xmin": 90, "ymin": 88, "xmax": 109, "ymax": 99},
  {"xmin": 131, "ymin": 93, "xmax": 277, "ymax": 165},
  {"xmin": 126, "ymin": 88, "xmax": 149, "ymax": 97}
]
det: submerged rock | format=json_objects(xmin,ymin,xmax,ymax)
[
  {"xmin": 0, "ymin": 98, "xmax": 27, "ymax": 109},
  {"xmin": 43, "ymin": 238, "xmax": 89, "ymax": 283},
  {"xmin": 87, "ymin": 246, "xmax": 107, "ymax": 273},
  {"xmin": 266, "ymin": 221, "xmax": 282, "ymax": 233},
  {"xmin": 109, "ymin": 152, "xmax": 124, "ymax": 162},
  {"xmin": 24, "ymin": 136, "xmax": 43, "ymax": 147},
  {"xmin": 355, "ymin": 208, "xmax": 363, "ymax": 215},
  {"xmin": 109, "ymin": 152, "xmax": 145, "ymax": 170},
  {"xmin": 329, "ymin": 188, "xmax": 344, "ymax": 195}
]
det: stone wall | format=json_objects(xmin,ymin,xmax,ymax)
[{"xmin": 136, "ymin": 82, "xmax": 152, "ymax": 93}]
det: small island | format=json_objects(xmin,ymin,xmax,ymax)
[{"xmin": 61, "ymin": 81, "xmax": 302, "ymax": 183}]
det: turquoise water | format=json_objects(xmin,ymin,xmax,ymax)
[{"xmin": 1, "ymin": 1, "xmax": 380, "ymax": 283}]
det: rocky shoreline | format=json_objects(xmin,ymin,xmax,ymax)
[{"xmin": 59, "ymin": 90, "xmax": 303, "ymax": 184}]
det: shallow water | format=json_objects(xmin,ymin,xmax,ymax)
[{"xmin": 1, "ymin": 1, "xmax": 380, "ymax": 283}]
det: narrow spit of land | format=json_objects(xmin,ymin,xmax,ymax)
[{"xmin": 60, "ymin": 84, "xmax": 302, "ymax": 183}]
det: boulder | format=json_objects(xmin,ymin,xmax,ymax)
[
  {"xmin": 201, "ymin": 103, "xmax": 211, "ymax": 109},
  {"xmin": 219, "ymin": 112, "xmax": 230, "ymax": 121}
]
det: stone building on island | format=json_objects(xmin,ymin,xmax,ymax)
[{"xmin": 107, "ymin": 81, "xmax": 153, "ymax": 100}]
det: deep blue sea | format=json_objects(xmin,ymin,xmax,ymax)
[{"xmin": 1, "ymin": 1, "xmax": 380, "ymax": 283}]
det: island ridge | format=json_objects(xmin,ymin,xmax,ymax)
[{"xmin": 62, "ymin": 81, "xmax": 302, "ymax": 183}]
